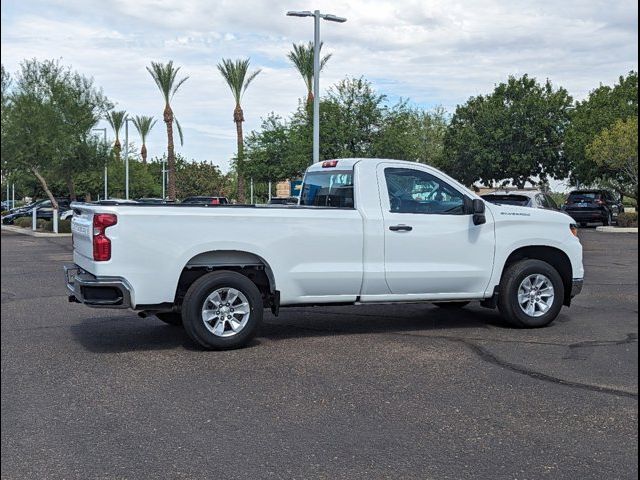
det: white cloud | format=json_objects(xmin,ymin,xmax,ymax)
[{"xmin": 1, "ymin": 0, "xmax": 637, "ymax": 171}]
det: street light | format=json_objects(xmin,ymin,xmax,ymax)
[
  {"xmin": 124, "ymin": 117, "xmax": 134, "ymax": 200},
  {"xmin": 287, "ymin": 9, "xmax": 346, "ymax": 164},
  {"xmin": 92, "ymin": 127, "xmax": 108, "ymax": 199}
]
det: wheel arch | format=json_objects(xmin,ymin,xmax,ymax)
[
  {"xmin": 501, "ymin": 246, "xmax": 573, "ymax": 306},
  {"xmin": 174, "ymin": 250, "xmax": 277, "ymax": 310}
]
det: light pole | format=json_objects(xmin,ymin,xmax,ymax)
[
  {"xmin": 124, "ymin": 117, "xmax": 134, "ymax": 200},
  {"xmin": 162, "ymin": 157, "xmax": 168, "ymax": 200},
  {"xmin": 92, "ymin": 127, "xmax": 108, "ymax": 199},
  {"xmin": 287, "ymin": 10, "xmax": 346, "ymax": 163}
]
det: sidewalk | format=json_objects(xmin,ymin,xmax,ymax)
[{"xmin": 1, "ymin": 224, "xmax": 72, "ymax": 237}]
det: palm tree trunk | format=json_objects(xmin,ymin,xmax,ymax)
[
  {"xmin": 32, "ymin": 168, "xmax": 58, "ymax": 210},
  {"xmin": 234, "ymin": 104, "xmax": 245, "ymax": 203},
  {"xmin": 113, "ymin": 139, "xmax": 121, "ymax": 162},
  {"xmin": 141, "ymin": 144, "xmax": 147, "ymax": 164},
  {"xmin": 164, "ymin": 104, "xmax": 177, "ymax": 201}
]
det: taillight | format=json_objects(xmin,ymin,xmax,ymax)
[
  {"xmin": 210, "ymin": 198, "xmax": 220, "ymax": 205},
  {"xmin": 596, "ymin": 199, "xmax": 605, "ymax": 205},
  {"xmin": 570, "ymin": 224, "xmax": 579, "ymax": 237},
  {"xmin": 322, "ymin": 160, "xmax": 339, "ymax": 168},
  {"xmin": 93, "ymin": 213, "xmax": 117, "ymax": 261}
]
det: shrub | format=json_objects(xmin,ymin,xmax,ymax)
[
  {"xmin": 617, "ymin": 212, "xmax": 638, "ymax": 228},
  {"xmin": 58, "ymin": 219, "xmax": 72, "ymax": 233},
  {"xmin": 1, "ymin": 210, "xmax": 8, "ymax": 216},
  {"xmin": 13, "ymin": 217, "xmax": 33, "ymax": 228},
  {"xmin": 37, "ymin": 219, "xmax": 50, "ymax": 230}
]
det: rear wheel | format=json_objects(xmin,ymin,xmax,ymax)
[
  {"xmin": 181, "ymin": 271, "xmax": 263, "ymax": 350},
  {"xmin": 498, "ymin": 259, "xmax": 564, "ymax": 328},
  {"xmin": 433, "ymin": 301, "xmax": 470, "ymax": 309}
]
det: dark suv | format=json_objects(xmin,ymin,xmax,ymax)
[{"xmin": 563, "ymin": 190, "xmax": 624, "ymax": 227}]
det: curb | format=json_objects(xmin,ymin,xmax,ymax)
[
  {"xmin": 596, "ymin": 226, "xmax": 638, "ymax": 234},
  {"xmin": 1, "ymin": 225, "xmax": 72, "ymax": 237}
]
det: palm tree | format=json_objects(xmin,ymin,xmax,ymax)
[
  {"xmin": 105, "ymin": 110, "xmax": 127, "ymax": 162},
  {"xmin": 132, "ymin": 115, "xmax": 157, "ymax": 164},
  {"xmin": 146, "ymin": 61, "xmax": 188, "ymax": 201},
  {"xmin": 217, "ymin": 58, "xmax": 261, "ymax": 203},
  {"xmin": 287, "ymin": 42, "xmax": 332, "ymax": 105}
]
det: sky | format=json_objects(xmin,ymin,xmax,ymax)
[{"xmin": 1, "ymin": 0, "xmax": 638, "ymax": 175}]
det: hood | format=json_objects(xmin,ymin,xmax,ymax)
[{"xmin": 485, "ymin": 202, "xmax": 574, "ymax": 225}]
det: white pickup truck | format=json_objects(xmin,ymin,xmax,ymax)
[{"xmin": 65, "ymin": 158, "xmax": 584, "ymax": 349}]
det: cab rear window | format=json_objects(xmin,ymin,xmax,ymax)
[{"xmin": 300, "ymin": 170, "xmax": 354, "ymax": 208}]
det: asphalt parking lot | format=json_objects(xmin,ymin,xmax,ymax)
[{"xmin": 1, "ymin": 228, "xmax": 637, "ymax": 479}]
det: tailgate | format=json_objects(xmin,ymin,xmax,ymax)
[{"xmin": 71, "ymin": 205, "xmax": 94, "ymax": 260}]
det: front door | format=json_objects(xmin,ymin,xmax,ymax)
[{"xmin": 379, "ymin": 164, "xmax": 495, "ymax": 296}]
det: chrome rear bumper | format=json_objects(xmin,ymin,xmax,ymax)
[{"xmin": 64, "ymin": 263, "xmax": 132, "ymax": 308}]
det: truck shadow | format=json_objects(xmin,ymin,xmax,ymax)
[{"xmin": 70, "ymin": 305, "xmax": 508, "ymax": 353}]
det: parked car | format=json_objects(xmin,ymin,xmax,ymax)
[
  {"xmin": 267, "ymin": 196, "xmax": 299, "ymax": 205},
  {"xmin": 2, "ymin": 199, "xmax": 70, "ymax": 224},
  {"xmin": 181, "ymin": 196, "xmax": 229, "ymax": 205},
  {"xmin": 1, "ymin": 200, "xmax": 12, "ymax": 211},
  {"xmin": 563, "ymin": 190, "xmax": 624, "ymax": 227},
  {"xmin": 65, "ymin": 158, "xmax": 583, "ymax": 350},
  {"xmin": 481, "ymin": 190, "xmax": 561, "ymax": 211}
]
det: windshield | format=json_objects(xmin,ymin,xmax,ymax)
[
  {"xmin": 481, "ymin": 195, "xmax": 531, "ymax": 207},
  {"xmin": 569, "ymin": 192, "xmax": 600, "ymax": 201},
  {"xmin": 300, "ymin": 170, "xmax": 354, "ymax": 208}
]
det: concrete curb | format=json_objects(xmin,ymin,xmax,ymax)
[
  {"xmin": 596, "ymin": 226, "xmax": 638, "ymax": 234},
  {"xmin": 1, "ymin": 225, "xmax": 72, "ymax": 237}
]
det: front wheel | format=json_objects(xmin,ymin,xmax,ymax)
[
  {"xmin": 498, "ymin": 259, "xmax": 565, "ymax": 328},
  {"xmin": 181, "ymin": 271, "xmax": 263, "ymax": 350},
  {"xmin": 603, "ymin": 211, "xmax": 613, "ymax": 226}
]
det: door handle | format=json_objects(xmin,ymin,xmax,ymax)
[{"xmin": 389, "ymin": 224, "xmax": 413, "ymax": 232}]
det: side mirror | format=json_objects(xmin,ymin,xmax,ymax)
[{"xmin": 472, "ymin": 198, "xmax": 486, "ymax": 225}]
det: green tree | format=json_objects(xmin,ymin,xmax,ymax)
[
  {"xmin": 373, "ymin": 102, "xmax": 449, "ymax": 167},
  {"xmin": 444, "ymin": 75, "xmax": 573, "ymax": 188},
  {"xmin": 244, "ymin": 113, "xmax": 310, "ymax": 182},
  {"xmin": 132, "ymin": 115, "xmax": 157, "ymax": 164},
  {"xmin": 2, "ymin": 59, "xmax": 111, "ymax": 208},
  {"xmin": 586, "ymin": 116, "xmax": 638, "ymax": 200},
  {"xmin": 217, "ymin": 58, "xmax": 261, "ymax": 203},
  {"xmin": 147, "ymin": 61, "xmax": 188, "ymax": 201},
  {"xmin": 105, "ymin": 110, "xmax": 126, "ymax": 163},
  {"xmin": 287, "ymin": 42, "xmax": 332, "ymax": 105},
  {"xmin": 565, "ymin": 71, "xmax": 638, "ymax": 187},
  {"xmin": 315, "ymin": 77, "xmax": 386, "ymax": 159}
]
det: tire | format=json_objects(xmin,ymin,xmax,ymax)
[
  {"xmin": 181, "ymin": 271, "xmax": 263, "ymax": 350},
  {"xmin": 155, "ymin": 312, "xmax": 183, "ymax": 326},
  {"xmin": 579, "ymin": 222, "xmax": 588, "ymax": 228},
  {"xmin": 603, "ymin": 211, "xmax": 612, "ymax": 226},
  {"xmin": 498, "ymin": 259, "xmax": 565, "ymax": 328},
  {"xmin": 433, "ymin": 301, "xmax": 470, "ymax": 309}
]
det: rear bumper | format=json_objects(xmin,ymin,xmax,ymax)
[
  {"xmin": 565, "ymin": 209, "xmax": 606, "ymax": 222},
  {"xmin": 64, "ymin": 263, "xmax": 132, "ymax": 308},
  {"xmin": 571, "ymin": 278, "xmax": 584, "ymax": 298}
]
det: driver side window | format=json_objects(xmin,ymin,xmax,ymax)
[{"xmin": 384, "ymin": 168, "xmax": 466, "ymax": 215}]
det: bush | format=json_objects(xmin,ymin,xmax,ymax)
[
  {"xmin": 1, "ymin": 210, "xmax": 8, "ymax": 216},
  {"xmin": 13, "ymin": 217, "xmax": 33, "ymax": 228},
  {"xmin": 37, "ymin": 219, "xmax": 50, "ymax": 230},
  {"xmin": 617, "ymin": 212, "xmax": 638, "ymax": 228},
  {"xmin": 58, "ymin": 219, "xmax": 72, "ymax": 233},
  {"xmin": 36, "ymin": 218, "xmax": 72, "ymax": 233}
]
